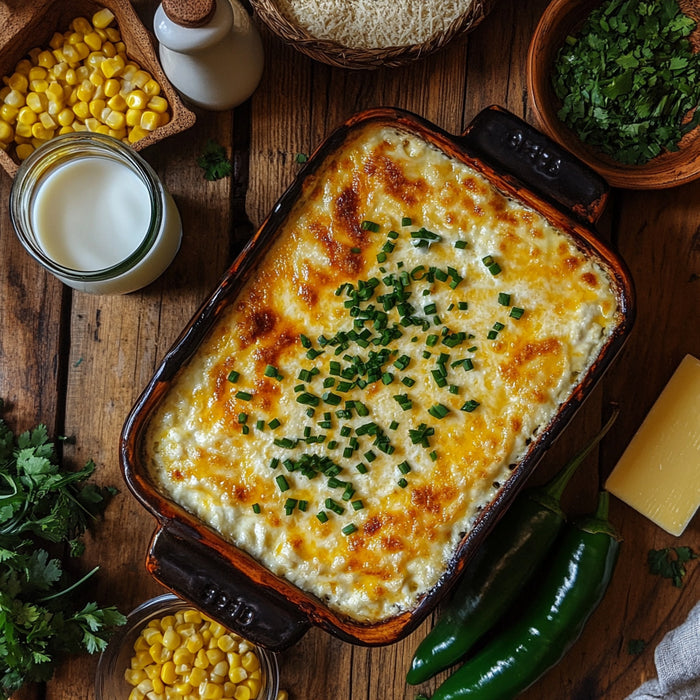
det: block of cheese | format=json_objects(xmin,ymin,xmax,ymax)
[{"xmin": 605, "ymin": 354, "xmax": 700, "ymax": 536}]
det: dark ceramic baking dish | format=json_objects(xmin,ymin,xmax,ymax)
[{"xmin": 120, "ymin": 105, "xmax": 635, "ymax": 652}]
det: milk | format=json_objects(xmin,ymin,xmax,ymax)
[
  {"xmin": 10, "ymin": 133, "xmax": 182, "ymax": 295},
  {"xmin": 32, "ymin": 156, "xmax": 153, "ymax": 271}
]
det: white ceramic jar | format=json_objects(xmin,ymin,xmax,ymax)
[
  {"xmin": 154, "ymin": 0, "xmax": 264, "ymax": 111},
  {"xmin": 9, "ymin": 133, "xmax": 182, "ymax": 294}
]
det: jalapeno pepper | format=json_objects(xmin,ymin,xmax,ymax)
[
  {"xmin": 406, "ymin": 409, "xmax": 618, "ymax": 686},
  {"xmin": 429, "ymin": 491, "xmax": 620, "ymax": 700}
]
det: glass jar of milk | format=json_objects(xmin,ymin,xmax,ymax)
[{"xmin": 10, "ymin": 133, "xmax": 182, "ymax": 294}]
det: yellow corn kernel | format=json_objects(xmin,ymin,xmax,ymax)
[
  {"xmin": 0, "ymin": 121, "xmax": 13, "ymax": 142},
  {"xmin": 107, "ymin": 93, "xmax": 127, "ymax": 112},
  {"xmin": 216, "ymin": 635, "xmax": 237, "ymax": 653},
  {"xmin": 26, "ymin": 92, "xmax": 48, "ymax": 113},
  {"xmin": 72, "ymin": 16, "xmax": 93, "ymax": 34},
  {"xmin": 143, "ymin": 78, "xmax": 161, "ymax": 97},
  {"xmin": 106, "ymin": 27, "xmax": 122, "ymax": 42},
  {"xmin": 64, "ymin": 68, "xmax": 78, "ymax": 85},
  {"xmin": 240, "ymin": 651, "xmax": 259, "ymax": 673},
  {"xmin": 75, "ymin": 80, "xmax": 95, "ymax": 102},
  {"xmin": 103, "ymin": 77, "xmax": 120, "ymax": 98},
  {"xmin": 86, "ymin": 51, "xmax": 107, "ymax": 71},
  {"xmin": 172, "ymin": 682, "xmax": 193, "ymax": 696},
  {"xmin": 125, "ymin": 89, "xmax": 147, "ymax": 110},
  {"xmin": 108, "ymin": 126, "xmax": 126, "ymax": 140},
  {"xmin": 101, "ymin": 41, "xmax": 117, "ymax": 59},
  {"xmin": 162, "ymin": 627, "xmax": 181, "ymax": 651},
  {"xmin": 0, "ymin": 87, "xmax": 9, "ymax": 101},
  {"xmin": 61, "ymin": 43, "xmax": 81, "ymax": 64},
  {"xmin": 39, "ymin": 112, "xmax": 57, "ymax": 129},
  {"xmin": 151, "ymin": 675, "xmax": 165, "ymax": 695},
  {"xmin": 201, "ymin": 682, "xmax": 224, "ymax": 700},
  {"xmin": 227, "ymin": 652, "xmax": 241, "ymax": 669},
  {"xmin": 16, "ymin": 142, "xmax": 34, "ymax": 160},
  {"xmin": 29, "ymin": 79, "xmax": 49, "ymax": 94},
  {"xmin": 128, "ymin": 689, "xmax": 146, "ymax": 700},
  {"xmin": 46, "ymin": 81, "xmax": 64, "ymax": 103},
  {"xmin": 228, "ymin": 666, "xmax": 247, "ymax": 684},
  {"xmin": 83, "ymin": 30, "xmax": 102, "ymax": 51},
  {"xmin": 17, "ymin": 107, "xmax": 37, "ymax": 125},
  {"xmin": 50, "ymin": 61, "xmax": 69, "ymax": 81},
  {"xmin": 101, "ymin": 54, "xmax": 125, "ymax": 78},
  {"xmin": 147, "ymin": 95, "xmax": 168, "ymax": 115},
  {"xmin": 73, "ymin": 101, "xmax": 89, "ymax": 120},
  {"xmin": 0, "ymin": 104, "xmax": 19, "ymax": 123},
  {"xmin": 125, "ymin": 668, "xmax": 148, "ymax": 686},
  {"xmin": 187, "ymin": 666, "xmax": 207, "ymax": 687},
  {"xmin": 28, "ymin": 66, "xmax": 47, "ymax": 82},
  {"xmin": 132, "ymin": 70, "xmax": 150, "ymax": 88},
  {"xmin": 15, "ymin": 122, "xmax": 32, "ymax": 138},
  {"xmin": 143, "ymin": 628, "xmax": 163, "ymax": 646},
  {"xmin": 233, "ymin": 686, "xmax": 251, "ymax": 700},
  {"xmin": 206, "ymin": 648, "xmax": 225, "ymax": 665},
  {"xmin": 76, "ymin": 65, "xmax": 90, "ymax": 82},
  {"xmin": 172, "ymin": 646, "xmax": 193, "ymax": 666},
  {"xmin": 88, "ymin": 98, "xmax": 105, "ymax": 119},
  {"xmin": 48, "ymin": 31, "xmax": 64, "ymax": 50},
  {"xmin": 276, "ymin": 691, "xmax": 289, "ymax": 700},
  {"xmin": 212, "ymin": 660, "xmax": 229, "ymax": 678},
  {"xmin": 89, "ymin": 69, "xmax": 105, "ymax": 87},
  {"xmin": 36, "ymin": 50, "xmax": 56, "ymax": 69},
  {"xmin": 185, "ymin": 633, "xmax": 204, "ymax": 654},
  {"xmin": 244, "ymin": 677, "xmax": 261, "ymax": 697},
  {"xmin": 194, "ymin": 648, "xmax": 209, "ymax": 669},
  {"xmin": 92, "ymin": 8, "xmax": 115, "ymax": 29},
  {"xmin": 4, "ymin": 89, "xmax": 25, "ymax": 109},
  {"xmin": 66, "ymin": 31, "xmax": 83, "ymax": 47},
  {"xmin": 57, "ymin": 125, "xmax": 74, "ymax": 134},
  {"xmin": 7, "ymin": 72, "xmax": 28, "ymax": 93},
  {"xmin": 160, "ymin": 660, "xmax": 177, "ymax": 685}
]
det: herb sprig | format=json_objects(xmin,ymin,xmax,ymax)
[
  {"xmin": 647, "ymin": 546, "xmax": 698, "ymax": 588},
  {"xmin": 0, "ymin": 401, "xmax": 125, "ymax": 699},
  {"xmin": 197, "ymin": 139, "xmax": 233, "ymax": 181}
]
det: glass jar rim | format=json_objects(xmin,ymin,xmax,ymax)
[{"xmin": 9, "ymin": 132, "xmax": 165, "ymax": 282}]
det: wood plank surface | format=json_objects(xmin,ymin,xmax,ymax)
[{"xmin": 0, "ymin": 0, "xmax": 697, "ymax": 699}]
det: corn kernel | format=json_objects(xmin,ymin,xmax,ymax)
[
  {"xmin": 0, "ymin": 121, "xmax": 13, "ymax": 142},
  {"xmin": 28, "ymin": 66, "xmax": 47, "ymax": 82},
  {"xmin": 46, "ymin": 81, "xmax": 64, "ymax": 103},
  {"xmin": 151, "ymin": 675, "xmax": 165, "ymax": 695},
  {"xmin": 201, "ymin": 682, "xmax": 224, "ymax": 700},
  {"xmin": 7, "ymin": 72, "xmax": 28, "ymax": 92},
  {"xmin": 147, "ymin": 95, "xmax": 168, "ymax": 114},
  {"xmin": 58, "ymin": 125, "xmax": 74, "ymax": 134},
  {"xmin": 228, "ymin": 666, "xmax": 247, "ymax": 684},
  {"xmin": 128, "ymin": 689, "xmax": 145, "ymax": 700},
  {"xmin": 143, "ymin": 79, "xmax": 161, "ymax": 97},
  {"xmin": 89, "ymin": 69, "xmax": 105, "ymax": 88},
  {"xmin": 102, "ymin": 41, "xmax": 117, "ymax": 59},
  {"xmin": 125, "ymin": 89, "xmax": 147, "ymax": 110},
  {"xmin": 244, "ymin": 677, "xmax": 261, "ymax": 697},
  {"xmin": 17, "ymin": 107, "xmax": 37, "ymax": 125},
  {"xmin": 16, "ymin": 142, "xmax": 34, "ymax": 160},
  {"xmin": 233, "ymin": 686, "xmax": 251, "ymax": 700},
  {"xmin": 49, "ymin": 32, "xmax": 64, "ymax": 50},
  {"xmin": 143, "ymin": 628, "xmax": 163, "ymax": 646},
  {"xmin": 84, "ymin": 31, "xmax": 103, "ymax": 51},
  {"xmin": 72, "ymin": 16, "xmax": 93, "ymax": 34},
  {"xmin": 0, "ymin": 104, "xmax": 19, "ymax": 123},
  {"xmin": 241, "ymin": 651, "xmax": 259, "ymax": 673},
  {"xmin": 5, "ymin": 89, "xmax": 26, "ymax": 108},
  {"xmin": 39, "ymin": 112, "xmax": 57, "ymax": 129},
  {"xmin": 160, "ymin": 660, "xmax": 177, "ymax": 685},
  {"xmin": 26, "ymin": 92, "xmax": 48, "ymax": 113},
  {"xmin": 101, "ymin": 54, "xmax": 125, "ymax": 78},
  {"xmin": 187, "ymin": 666, "xmax": 207, "ymax": 687},
  {"xmin": 103, "ymin": 77, "xmax": 120, "ymax": 98},
  {"xmin": 276, "ymin": 691, "xmax": 289, "ymax": 700},
  {"xmin": 206, "ymin": 648, "xmax": 225, "ymax": 665},
  {"xmin": 92, "ymin": 8, "xmax": 115, "ymax": 29},
  {"xmin": 194, "ymin": 649, "xmax": 209, "ymax": 669},
  {"xmin": 173, "ymin": 682, "xmax": 193, "ymax": 696},
  {"xmin": 162, "ymin": 627, "xmax": 181, "ymax": 651},
  {"xmin": 106, "ymin": 27, "xmax": 122, "ymax": 42},
  {"xmin": 140, "ymin": 110, "xmax": 159, "ymax": 131},
  {"xmin": 88, "ymin": 98, "xmax": 105, "ymax": 119},
  {"xmin": 76, "ymin": 80, "xmax": 95, "ymax": 102}
]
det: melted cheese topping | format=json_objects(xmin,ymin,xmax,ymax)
[{"xmin": 144, "ymin": 124, "xmax": 619, "ymax": 623}]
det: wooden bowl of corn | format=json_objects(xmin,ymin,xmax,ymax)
[{"xmin": 0, "ymin": 0, "xmax": 195, "ymax": 178}]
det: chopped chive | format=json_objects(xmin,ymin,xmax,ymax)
[
  {"xmin": 388, "ymin": 230, "xmax": 399, "ymax": 239},
  {"xmin": 295, "ymin": 153, "xmax": 308, "ymax": 163},
  {"xmin": 351, "ymin": 246, "xmax": 361, "ymax": 254},
  {"xmin": 342, "ymin": 523, "xmax": 358, "ymax": 535},
  {"xmin": 227, "ymin": 370, "xmax": 240, "ymax": 383},
  {"xmin": 389, "ymin": 420, "xmax": 399, "ymax": 430},
  {"xmin": 487, "ymin": 330, "xmax": 498, "ymax": 340},
  {"xmin": 461, "ymin": 400, "xmax": 480, "ymax": 412},
  {"xmin": 252, "ymin": 503, "xmax": 261, "ymax": 514},
  {"xmin": 364, "ymin": 451, "xmax": 376, "ymax": 462},
  {"xmin": 428, "ymin": 403, "xmax": 450, "ymax": 419},
  {"xmin": 397, "ymin": 460, "xmax": 411, "ymax": 474},
  {"xmin": 235, "ymin": 391, "xmax": 252, "ymax": 401},
  {"xmin": 351, "ymin": 499, "xmax": 364, "ymax": 511},
  {"xmin": 238, "ymin": 413, "xmax": 248, "ymax": 424},
  {"xmin": 268, "ymin": 418, "xmax": 281, "ymax": 429},
  {"xmin": 300, "ymin": 334, "xmax": 312, "ymax": 348},
  {"xmin": 296, "ymin": 392, "xmax": 320, "ymax": 406},
  {"xmin": 269, "ymin": 457, "xmax": 279, "ymax": 470},
  {"xmin": 325, "ymin": 498, "xmax": 344, "ymax": 514},
  {"xmin": 454, "ymin": 240, "xmax": 467, "ymax": 249},
  {"xmin": 498, "ymin": 293, "xmax": 511, "ymax": 306},
  {"xmin": 264, "ymin": 364, "xmax": 279, "ymax": 378},
  {"xmin": 275, "ymin": 475, "xmax": 290, "ymax": 492},
  {"xmin": 458, "ymin": 301, "xmax": 469, "ymax": 310},
  {"xmin": 362, "ymin": 220, "xmax": 380, "ymax": 232},
  {"xmin": 510, "ymin": 307, "xmax": 525, "ymax": 319},
  {"xmin": 493, "ymin": 322, "xmax": 505, "ymax": 331},
  {"xmin": 429, "ymin": 450, "xmax": 438, "ymax": 461},
  {"xmin": 355, "ymin": 462, "xmax": 368, "ymax": 474},
  {"xmin": 298, "ymin": 500, "xmax": 308, "ymax": 512},
  {"xmin": 398, "ymin": 478, "xmax": 408, "ymax": 488},
  {"xmin": 284, "ymin": 498, "xmax": 298, "ymax": 515},
  {"xmin": 256, "ymin": 419, "xmax": 265, "ymax": 431},
  {"xmin": 316, "ymin": 511, "xmax": 328, "ymax": 523},
  {"xmin": 426, "ymin": 334, "xmax": 438, "ymax": 347},
  {"xmin": 401, "ymin": 216, "xmax": 412, "ymax": 226}
]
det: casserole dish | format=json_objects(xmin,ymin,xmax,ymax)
[{"xmin": 121, "ymin": 105, "xmax": 634, "ymax": 651}]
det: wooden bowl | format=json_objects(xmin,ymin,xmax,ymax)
[
  {"xmin": 250, "ymin": 0, "xmax": 496, "ymax": 70},
  {"xmin": 528, "ymin": 0, "xmax": 700, "ymax": 189},
  {"xmin": 0, "ymin": 0, "xmax": 196, "ymax": 179}
]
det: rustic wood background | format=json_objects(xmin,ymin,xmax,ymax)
[{"xmin": 1, "ymin": 0, "xmax": 698, "ymax": 698}]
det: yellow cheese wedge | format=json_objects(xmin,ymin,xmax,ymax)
[{"xmin": 605, "ymin": 355, "xmax": 700, "ymax": 536}]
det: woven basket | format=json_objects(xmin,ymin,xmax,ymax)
[{"xmin": 250, "ymin": 0, "xmax": 497, "ymax": 69}]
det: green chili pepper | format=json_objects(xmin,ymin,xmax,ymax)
[
  {"xmin": 406, "ymin": 408, "xmax": 618, "ymax": 686},
  {"xmin": 430, "ymin": 491, "xmax": 620, "ymax": 700}
]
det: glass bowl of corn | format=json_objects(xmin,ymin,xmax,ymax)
[{"xmin": 95, "ymin": 593, "xmax": 281, "ymax": 700}]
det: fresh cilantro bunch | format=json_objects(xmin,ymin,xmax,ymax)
[
  {"xmin": 0, "ymin": 401, "xmax": 126, "ymax": 700},
  {"xmin": 553, "ymin": 0, "xmax": 700, "ymax": 164}
]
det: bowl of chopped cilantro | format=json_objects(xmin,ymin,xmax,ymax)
[{"xmin": 528, "ymin": 0, "xmax": 700, "ymax": 188}]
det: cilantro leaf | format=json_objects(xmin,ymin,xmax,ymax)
[
  {"xmin": 647, "ymin": 546, "xmax": 698, "ymax": 587},
  {"xmin": 197, "ymin": 139, "xmax": 233, "ymax": 181}
]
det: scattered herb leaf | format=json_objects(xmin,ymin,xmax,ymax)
[
  {"xmin": 627, "ymin": 638, "xmax": 646, "ymax": 655},
  {"xmin": 647, "ymin": 546, "xmax": 698, "ymax": 588},
  {"xmin": 197, "ymin": 139, "xmax": 233, "ymax": 181}
]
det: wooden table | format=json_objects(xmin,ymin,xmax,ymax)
[{"xmin": 2, "ymin": 0, "xmax": 698, "ymax": 698}]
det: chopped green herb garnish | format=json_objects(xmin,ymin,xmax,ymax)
[
  {"xmin": 510, "ymin": 307, "xmax": 525, "ymax": 319},
  {"xmin": 236, "ymin": 391, "xmax": 252, "ymax": 401},
  {"xmin": 361, "ymin": 220, "xmax": 380, "ymax": 232},
  {"xmin": 227, "ymin": 370, "xmax": 240, "ymax": 383},
  {"xmin": 342, "ymin": 523, "xmax": 358, "ymax": 535},
  {"xmin": 401, "ymin": 216, "xmax": 412, "ymax": 226},
  {"xmin": 461, "ymin": 400, "xmax": 480, "ymax": 412}
]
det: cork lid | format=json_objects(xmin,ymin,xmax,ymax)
[{"xmin": 161, "ymin": 0, "xmax": 216, "ymax": 27}]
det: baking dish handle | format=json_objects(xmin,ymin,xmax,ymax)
[
  {"xmin": 460, "ymin": 105, "xmax": 608, "ymax": 224},
  {"xmin": 146, "ymin": 523, "xmax": 311, "ymax": 651}
]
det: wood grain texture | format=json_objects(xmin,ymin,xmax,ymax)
[{"xmin": 0, "ymin": 0, "xmax": 697, "ymax": 698}]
